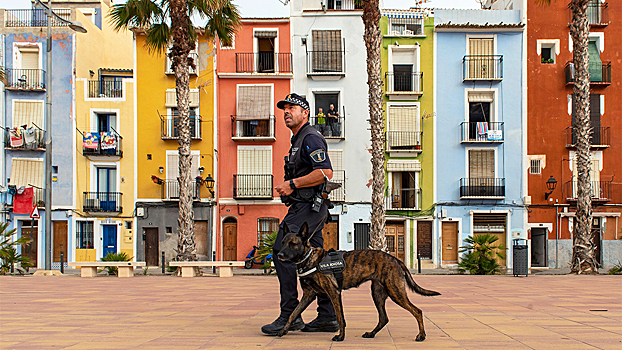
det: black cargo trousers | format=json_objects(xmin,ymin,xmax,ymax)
[{"xmin": 272, "ymin": 201, "xmax": 336, "ymax": 320}]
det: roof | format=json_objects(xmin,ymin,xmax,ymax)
[{"xmin": 435, "ymin": 22, "xmax": 524, "ymax": 29}]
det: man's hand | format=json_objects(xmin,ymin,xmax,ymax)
[{"xmin": 275, "ymin": 181, "xmax": 294, "ymax": 196}]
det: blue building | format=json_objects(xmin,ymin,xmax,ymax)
[{"xmin": 433, "ymin": 9, "xmax": 527, "ymax": 271}]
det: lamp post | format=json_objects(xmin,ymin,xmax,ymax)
[
  {"xmin": 544, "ymin": 175, "xmax": 558, "ymax": 200},
  {"xmin": 36, "ymin": 0, "xmax": 87, "ymax": 271}
]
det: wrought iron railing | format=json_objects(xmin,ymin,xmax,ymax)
[
  {"xmin": 160, "ymin": 114, "xmax": 202, "ymax": 140},
  {"xmin": 565, "ymin": 126, "xmax": 610, "ymax": 148},
  {"xmin": 306, "ymin": 49, "xmax": 345, "ymax": 74},
  {"xmin": 329, "ymin": 170, "xmax": 345, "ymax": 202},
  {"xmin": 5, "ymin": 69, "xmax": 46, "ymax": 90},
  {"xmin": 460, "ymin": 178, "xmax": 505, "ymax": 198},
  {"xmin": 33, "ymin": 187, "xmax": 45, "ymax": 206},
  {"xmin": 386, "ymin": 187, "xmax": 421, "ymax": 210},
  {"xmin": 5, "ymin": 9, "xmax": 71, "ymax": 27},
  {"xmin": 309, "ymin": 114, "xmax": 345, "ymax": 139},
  {"xmin": 326, "ymin": 0, "xmax": 362, "ymax": 10},
  {"xmin": 231, "ymin": 115, "xmax": 275, "ymax": 138},
  {"xmin": 81, "ymin": 130, "xmax": 123, "ymax": 157},
  {"xmin": 4, "ymin": 127, "xmax": 45, "ymax": 150},
  {"xmin": 233, "ymin": 174, "xmax": 273, "ymax": 199},
  {"xmin": 386, "ymin": 131, "xmax": 422, "ymax": 151},
  {"xmin": 570, "ymin": 2, "xmax": 608, "ymax": 26},
  {"xmin": 564, "ymin": 180, "xmax": 611, "ymax": 201},
  {"xmin": 83, "ymin": 192, "xmax": 122, "ymax": 212},
  {"xmin": 235, "ymin": 52, "xmax": 292, "ymax": 73},
  {"xmin": 88, "ymin": 80, "xmax": 124, "ymax": 98},
  {"xmin": 462, "ymin": 55, "xmax": 503, "ymax": 81},
  {"xmin": 564, "ymin": 61, "xmax": 611, "ymax": 85},
  {"xmin": 385, "ymin": 72, "xmax": 423, "ymax": 93},
  {"xmin": 161, "ymin": 180, "xmax": 200, "ymax": 200},
  {"xmin": 461, "ymin": 121, "xmax": 504, "ymax": 142},
  {"xmin": 387, "ymin": 17, "xmax": 424, "ymax": 35}
]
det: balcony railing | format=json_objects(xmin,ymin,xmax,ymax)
[
  {"xmin": 166, "ymin": 52, "xmax": 199, "ymax": 74},
  {"xmin": 83, "ymin": 192, "xmax": 122, "ymax": 213},
  {"xmin": 564, "ymin": 62, "xmax": 611, "ymax": 85},
  {"xmin": 461, "ymin": 121, "xmax": 504, "ymax": 143},
  {"xmin": 233, "ymin": 174, "xmax": 273, "ymax": 199},
  {"xmin": 160, "ymin": 114, "xmax": 202, "ymax": 140},
  {"xmin": 386, "ymin": 131, "xmax": 422, "ymax": 151},
  {"xmin": 385, "ymin": 72, "xmax": 423, "ymax": 93},
  {"xmin": 231, "ymin": 115, "xmax": 275, "ymax": 139},
  {"xmin": 5, "ymin": 69, "xmax": 46, "ymax": 90},
  {"xmin": 564, "ymin": 180, "xmax": 611, "ymax": 202},
  {"xmin": 565, "ymin": 126, "xmax": 610, "ymax": 148},
  {"xmin": 387, "ymin": 17, "xmax": 424, "ymax": 36},
  {"xmin": 235, "ymin": 53, "xmax": 292, "ymax": 73},
  {"xmin": 326, "ymin": 0, "xmax": 362, "ymax": 10},
  {"xmin": 386, "ymin": 187, "xmax": 421, "ymax": 210},
  {"xmin": 460, "ymin": 178, "xmax": 505, "ymax": 198},
  {"xmin": 306, "ymin": 49, "xmax": 345, "ymax": 75},
  {"xmin": 4, "ymin": 127, "xmax": 45, "ymax": 150},
  {"xmin": 570, "ymin": 2, "xmax": 608, "ymax": 26},
  {"xmin": 81, "ymin": 130, "xmax": 123, "ymax": 157},
  {"xmin": 329, "ymin": 170, "xmax": 346, "ymax": 202},
  {"xmin": 463, "ymin": 55, "xmax": 503, "ymax": 81},
  {"xmin": 88, "ymin": 80, "xmax": 124, "ymax": 98},
  {"xmin": 5, "ymin": 9, "xmax": 71, "ymax": 27},
  {"xmin": 310, "ymin": 113, "xmax": 345, "ymax": 139},
  {"xmin": 161, "ymin": 180, "xmax": 200, "ymax": 200}
]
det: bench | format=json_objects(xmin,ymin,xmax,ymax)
[
  {"xmin": 68, "ymin": 262, "xmax": 146, "ymax": 278},
  {"xmin": 168, "ymin": 261, "xmax": 245, "ymax": 278}
]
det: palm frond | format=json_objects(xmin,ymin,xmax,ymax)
[
  {"xmin": 145, "ymin": 22, "xmax": 172, "ymax": 53},
  {"xmin": 108, "ymin": 0, "xmax": 165, "ymax": 31},
  {"xmin": 201, "ymin": 0, "xmax": 240, "ymax": 46}
]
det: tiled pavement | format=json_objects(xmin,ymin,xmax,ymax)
[{"xmin": 1, "ymin": 274, "xmax": 620, "ymax": 349}]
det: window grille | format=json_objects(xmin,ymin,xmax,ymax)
[
  {"xmin": 76, "ymin": 221, "xmax": 94, "ymax": 249},
  {"xmin": 530, "ymin": 159, "xmax": 541, "ymax": 175}
]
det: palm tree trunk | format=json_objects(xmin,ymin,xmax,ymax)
[
  {"xmin": 569, "ymin": 0, "xmax": 597, "ymax": 274},
  {"xmin": 362, "ymin": 0, "xmax": 386, "ymax": 251},
  {"xmin": 170, "ymin": 0, "xmax": 197, "ymax": 262}
]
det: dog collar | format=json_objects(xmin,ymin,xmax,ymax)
[{"xmin": 295, "ymin": 248, "xmax": 313, "ymax": 266}]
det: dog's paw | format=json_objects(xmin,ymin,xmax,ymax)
[
  {"xmin": 362, "ymin": 332, "xmax": 375, "ymax": 338},
  {"xmin": 277, "ymin": 329, "xmax": 288, "ymax": 337},
  {"xmin": 415, "ymin": 333, "xmax": 426, "ymax": 342},
  {"xmin": 332, "ymin": 334, "xmax": 345, "ymax": 342}
]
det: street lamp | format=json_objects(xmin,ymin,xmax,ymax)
[
  {"xmin": 35, "ymin": 0, "xmax": 87, "ymax": 271},
  {"xmin": 544, "ymin": 175, "xmax": 557, "ymax": 200}
]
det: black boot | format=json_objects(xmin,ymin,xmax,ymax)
[
  {"xmin": 261, "ymin": 315, "xmax": 304, "ymax": 335},
  {"xmin": 301, "ymin": 316, "xmax": 339, "ymax": 332}
]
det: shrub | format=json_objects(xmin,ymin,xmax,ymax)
[
  {"xmin": 100, "ymin": 252, "xmax": 132, "ymax": 276},
  {"xmin": 0, "ymin": 222, "xmax": 33, "ymax": 275},
  {"xmin": 256, "ymin": 231, "xmax": 277, "ymax": 270},
  {"xmin": 608, "ymin": 261, "xmax": 622, "ymax": 275},
  {"xmin": 458, "ymin": 234, "xmax": 507, "ymax": 275}
]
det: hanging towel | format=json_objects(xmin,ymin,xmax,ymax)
[
  {"xmin": 477, "ymin": 122, "xmax": 488, "ymax": 141},
  {"xmin": 24, "ymin": 127, "xmax": 37, "ymax": 148},
  {"xmin": 13, "ymin": 186, "xmax": 34, "ymax": 214},
  {"xmin": 10, "ymin": 128, "xmax": 24, "ymax": 147},
  {"xmin": 100, "ymin": 132, "xmax": 117, "ymax": 150},
  {"xmin": 83, "ymin": 132, "xmax": 100, "ymax": 149}
]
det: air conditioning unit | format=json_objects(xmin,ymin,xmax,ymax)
[
  {"xmin": 136, "ymin": 207, "xmax": 145, "ymax": 217},
  {"xmin": 404, "ymin": 29, "xmax": 414, "ymax": 35}
]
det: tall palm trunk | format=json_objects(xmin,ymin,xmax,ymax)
[
  {"xmin": 170, "ymin": 0, "xmax": 196, "ymax": 261},
  {"xmin": 361, "ymin": 0, "xmax": 386, "ymax": 251},
  {"xmin": 569, "ymin": 0, "xmax": 596, "ymax": 274}
]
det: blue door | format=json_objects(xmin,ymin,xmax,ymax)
[
  {"xmin": 102, "ymin": 225, "xmax": 117, "ymax": 257},
  {"xmin": 97, "ymin": 167, "xmax": 117, "ymax": 211}
]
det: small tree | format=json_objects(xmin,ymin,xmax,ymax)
[
  {"xmin": 100, "ymin": 252, "xmax": 132, "ymax": 276},
  {"xmin": 0, "ymin": 222, "xmax": 33, "ymax": 275},
  {"xmin": 458, "ymin": 234, "xmax": 507, "ymax": 275}
]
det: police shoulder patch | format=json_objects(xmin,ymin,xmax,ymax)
[{"xmin": 310, "ymin": 149, "xmax": 326, "ymax": 163}]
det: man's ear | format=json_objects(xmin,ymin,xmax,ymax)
[{"xmin": 298, "ymin": 222, "xmax": 310, "ymax": 241}]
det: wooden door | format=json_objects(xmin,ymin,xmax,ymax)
[
  {"xmin": 322, "ymin": 221, "xmax": 339, "ymax": 251},
  {"xmin": 144, "ymin": 228, "xmax": 159, "ymax": 266},
  {"xmin": 441, "ymin": 221, "xmax": 458, "ymax": 263},
  {"xmin": 195, "ymin": 221, "xmax": 209, "ymax": 259},
  {"xmin": 386, "ymin": 223, "xmax": 405, "ymax": 262},
  {"xmin": 417, "ymin": 221, "xmax": 432, "ymax": 259},
  {"xmin": 223, "ymin": 221, "xmax": 237, "ymax": 261},
  {"xmin": 480, "ymin": 232, "xmax": 506, "ymax": 266},
  {"xmin": 591, "ymin": 218, "xmax": 602, "ymax": 264},
  {"xmin": 53, "ymin": 221, "xmax": 67, "ymax": 263}
]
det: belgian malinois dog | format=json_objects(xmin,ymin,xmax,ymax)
[{"xmin": 276, "ymin": 222, "xmax": 440, "ymax": 342}]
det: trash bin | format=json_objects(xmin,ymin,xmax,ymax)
[{"xmin": 512, "ymin": 238, "xmax": 528, "ymax": 277}]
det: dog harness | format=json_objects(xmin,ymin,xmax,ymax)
[{"xmin": 297, "ymin": 249, "xmax": 346, "ymax": 290}]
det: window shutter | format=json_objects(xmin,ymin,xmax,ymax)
[
  {"xmin": 236, "ymin": 86, "xmax": 271, "ymax": 120},
  {"xmin": 254, "ymin": 31, "xmax": 277, "ymax": 38},
  {"xmin": 20, "ymin": 49, "xmax": 39, "ymax": 70},
  {"xmin": 468, "ymin": 38, "xmax": 494, "ymax": 79},
  {"xmin": 312, "ymin": 30, "xmax": 342, "ymax": 72},
  {"xmin": 165, "ymin": 90, "xmax": 199, "ymax": 107},
  {"xmin": 167, "ymin": 152, "xmax": 199, "ymax": 179},
  {"xmin": 469, "ymin": 150, "xmax": 494, "ymax": 178},
  {"xmin": 237, "ymin": 147, "xmax": 271, "ymax": 175},
  {"xmin": 13, "ymin": 100, "xmax": 44, "ymax": 128},
  {"xmin": 469, "ymin": 38, "xmax": 493, "ymax": 56},
  {"xmin": 388, "ymin": 106, "xmax": 418, "ymax": 147},
  {"xmin": 10, "ymin": 158, "xmax": 44, "ymax": 188},
  {"xmin": 327, "ymin": 150, "xmax": 342, "ymax": 171}
]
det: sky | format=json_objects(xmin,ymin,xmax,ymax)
[{"xmin": 1, "ymin": 0, "xmax": 482, "ymax": 16}]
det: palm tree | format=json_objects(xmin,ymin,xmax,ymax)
[
  {"xmin": 109, "ymin": 0, "xmax": 240, "ymax": 262},
  {"xmin": 538, "ymin": 0, "xmax": 596, "ymax": 273}
]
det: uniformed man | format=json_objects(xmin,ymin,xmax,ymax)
[{"xmin": 261, "ymin": 93, "xmax": 338, "ymax": 335}]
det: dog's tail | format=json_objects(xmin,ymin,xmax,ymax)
[{"xmin": 398, "ymin": 259, "xmax": 441, "ymax": 296}]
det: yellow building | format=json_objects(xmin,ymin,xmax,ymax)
[
  {"xmin": 73, "ymin": 0, "xmax": 134, "ymax": 262},
  {"xmin": 133, "ymin": 29, "xmax": 216, "ymax": 266}
]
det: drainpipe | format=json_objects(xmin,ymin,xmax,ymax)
[{"xmin": 555, "ymin": 204, "xmax": 559, "ymax": 268}]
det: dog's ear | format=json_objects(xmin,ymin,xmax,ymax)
[
  {"xmin": 298, "ymin": 222, "xmax": 310, "ymax": 241},
  {"xmin": 283, "ymin": 222, "xmax": 290, "ymax": 235}
]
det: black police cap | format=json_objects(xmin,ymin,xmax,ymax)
[{"xmin": 277, "ymin": 93, "xmax": 310, "ymax": 111}]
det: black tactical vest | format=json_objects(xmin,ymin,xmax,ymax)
[{"xmin": 285, "ymin": 124, "xmax": 328, "ymax": 201}]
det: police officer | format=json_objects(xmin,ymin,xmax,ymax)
[{"xmin": 261, "ymin": 93, "xmax": 338, "ymax": 335}]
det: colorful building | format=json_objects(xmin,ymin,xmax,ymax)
[
  {"xmin": 381, "ymin": 8, "xmax": 434, "ymax": 268},
  {"xmin": 215, "ymin": 18, "xmax": 291, "ymax": 262}
]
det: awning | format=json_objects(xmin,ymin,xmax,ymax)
[
  {"xmin": 387, "ymin": 159, "xmax": 421, "ymax": 172},
  {"xmin": 13, "ymin": 100, "xmax": 44, "ymax": 128},
  {"xmin": 10, "ymin": 158, "xmax": 44, "ymax": 188},
  {"xmin": 383, "ymin": 10, "xmax": 424, "ymax": 19},
  {"xmin": 254, "ymin": 30, "xmax": 277, "ymax": 38},
  {"xmin": 236, "ymin": 85, "xmax": 272, "ymax": 120},
  {"xmin": 468, "ymin": 92, "xmax": 494, "ymax": 103}
]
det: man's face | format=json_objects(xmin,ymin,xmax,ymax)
[
  {"xmin": 329, "ymin": 104, "xmax": 335, "ymax": 111},
  {"xmin": 283, "ymin": 103, "xmax": 308, "ymax": 130}
]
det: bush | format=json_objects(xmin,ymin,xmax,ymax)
[
  {"xmin": 458, "ymin": 234, "xmax": 507, "ymax": 275},
  {"xmin": 0, "ymin": 222, "xmax": 33, "ymax": 275},
  {"xmin": 100, "ymin": 252, "xmax": 132, "ymax": 276},
  {"xmin": 608, "ymin": 261, "xmax": 622, "ymax": 275},
  {"xmin": 256, "ymin": 231, "xmax": 277, "ymax": 270}
]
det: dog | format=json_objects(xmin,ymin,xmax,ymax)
[{"xmin": 276, "ymin": 222, "xmax": 440, "ymax": 342}]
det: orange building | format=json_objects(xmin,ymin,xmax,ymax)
[{"xmin": 215, "ymin": 18, "xmax": 292, "ymax": 262}]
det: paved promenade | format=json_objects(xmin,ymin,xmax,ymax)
[{"xmin": 1, "ymin": 273, "xmax": 620, "ymax": 349}]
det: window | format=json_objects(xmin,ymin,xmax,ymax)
[
  {"xmin": 388, "ymin": 45, "xmax": 420, "ymax": 93},
  {"xmin": 76, "ymin": 221, "xmax": 94, "ymax": 249},
  {"xmin": 168, "ymin": 107, "xmax": 199, "ymax": 139},
  {"xmin": 13, "ymin": 100, "xmax": 44, "ymax": 128},
  {"xmin": 469, "ymin": 149, "xmax": 495, "ymax": 179},
  {"xmin": 387, "ymin": 105, "xmax": 420, "ymax": 150},
  {"xmin": 464, "ymin": 91, "xmax": 502, "ymax": 142},
  {"xmin": 258, "ymin": 217, "xmax": 279, "ymax": 244},
  {"xmin": 328, "ymin": 150, "xmax": 345, "ymax": 202},
  {"xmin": 571, "ymin": 153, "xmax": 600, "ymax": 198},
  {"xmin": 18, "ymin": 46, "xmax": 39, "ymax": 70},
  {"xmin": 9, "ymin": 158, "xmax": 44, "ymax": 189},
  {"xmin": 588, "ymin": 39, "xmax": 603, "ymax": 82},
  {"xmin": 312, "ymin": 93, "xmax": 342, "ymax": 138},
  {"xmin": 327, "ymin": 0, "xmax": 362, "ymax": 9},
  {"xmin": 235, "ymin": 146, "xmax": 272, "ymax": 198},
  {"xmin": 255, "ymin": 31, "xmax": 277, "ymax": 73},
  {"xmin": 530, "ymin": 159, "xmax": 541, "ymax": 175},
  {"xmin": 537, "ymin": 40, "xmax": 559, "ymax": 64},
  {"xmin": 235, "ymin": 85, "xmax": 273, "ymax": 138},
  {"xmin": 164, "ymin": 151, "xmax": 200, "ymax": 200},
  {"xmin": 390, "ymin": 172, "xmax": 418, "ymax": 209},
  {"xmin": 311, "ymin": 30, "xmax": 343, "ymax": 73},
  {"xmin": 166, "ymin": 46, "xmax": 198, "ymax": 74},
  {"xmin": 389, "ymin": 17, "xmax": 424, "ymax": 36},
  {"xmin": 571, "ymin": 93, "xmax": 602, "ymax": 145},
  {"xmin": 541, "ymin": 47, "xmax": 553, "ymax": 63},
  {"xmin": 466, "ymin": 38, "xmax": 498, "ymax": 80}
]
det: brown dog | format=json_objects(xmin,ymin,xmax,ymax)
[{"xmin": 276, "ymin": 222, "xmax": 440, "ymax": 342}]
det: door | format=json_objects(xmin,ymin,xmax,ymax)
[
  {"xmin": 53, "ymin": 221, "xmax": 68, "ymax": 263},
  {"xmin": 531, "ymin": 228, "xmax": 547, "ymax": 267},
  {"xmin": 441, "ymin": 221, "xmax": 458, "ymax": 263},
  {"xmin": 386, "ymin": 223, "xmax": 405, "ymax": 262},
  {"xmin": 322, "ymin": 216, "xmax": 339, "ymax": 251},
  {"xmin": 417, "ymin": 221, "xmax": 432, "ymax": 259},
  {"xmin": 21, "ymin": 221, "xmax": 38, "ymax": 268},
  {"xmin": 591, "ymin": 217, "xmax": 602, "ymax": 264},
  {"xmin": 195, "ymin": 220, "xmax": 209, "ymax": 259},
  {"xmin": 102, "ymin": 225, "xmax": 117, "ymax": 257},
  {"xmin": 144, "ymin": 228, "xmax": 159, "ymax": 266},
  {"xmin": 393, "ymin": 64, "xmax": 413, "ymax": 92},
  {"xmin": 354, "ymin": 223, "xmax": 370, "ymax": 250},
  {"xmin": 223, "ymin": 219, "xmax": 237, "ymax": 261},
  {"xmin": 97, "ymin": 167, "xmax": 117, "ymax": 211},
  {"xmin": 257, "ymin": 37, "xmax": 275, "ymax": 72}
]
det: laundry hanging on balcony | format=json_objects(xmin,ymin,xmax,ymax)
[
  {"xmin": 83, "ymin": 132, "xmax": 100, "ymax": 149},
  {"xmin": 10, "ymin": 127, "xmax": 24, "ymax": 147},
  {"xmin": 13, "ymin": 186, "xmax": 33, "ymax": 214},
  {"xmin": 23, "ymin": 127, "xmax": 37, "ymax": 148},
  {"xmin": 100, "ymin": 132, "xmax": 117, "ymax": 150}
]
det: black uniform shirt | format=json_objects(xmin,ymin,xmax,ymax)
[{"xmin": 291, "ymin": 123, "xmax": 332, "ymax": 171}]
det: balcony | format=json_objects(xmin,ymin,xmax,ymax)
[
  {"xmin": 569, "ymin": 2, "xmax": 608, "ymax": 26},
  {"xmin": 5, "ymin": 9, "xmax": 71, "ymax": 27},
  {"xmin": 565, "ymin": 126, "xmax": 610, "ymax": 149},
  {"xmin": 564, "ymin": 180, "xmax": 611, "ymax": 203},
  {"xmin": 385, "ymin": 72, "xmax": 423, "ymax": 100},
  {"xmin": 160, "ymin": 114, "xmax": 202, "ymax": 140},
  {"xmin": 233, "ymin": 174, "xmax": 273, "ymax": 199},
  {"xmin": 386, "ymin": 17, "xmax": 425, "ymax": 36},
  {"xmin": 461, "ymin": 122, "xmax": 504, "ymax": 143},
  {"xmin": 4, "ymin": 127, "xmax": 45, "ymax": 150},
  {"xmin": 460, "ymin": 178, "xmax": 505, "ymax": 199},
  {"xmin": 5, "ymin": 69, "xmax": 46, "ymax": 91},
  {"xmin": 83, "ymin": 192, "xmax": 122, "ymax": 213},
  {"xmin": 329, "ymin": 170, "xmax": 346, "ymax": 202},
  {"xmin": 325, "ymin": 0, "xmax": 362, "ymax": 10},
  {"xmin": 231, "ymin": 115, "xmax": 275, "ymax": 140},
  {"xmin": 306, "ymin": 49, "xmax": 345, "ymax": 78},
  {"xmin": 88, "ymin": 80, "xmax": 123, "ymax": 98},
  {"xmin": 166, "ymin": 52, "xmax": 199, "ymax": 75},
  {"xmin": 564, "ymin": 62, "xmax": 611, "ymax": 86},
  {"xmin": 386, "ymin": 187, "xmax": 421, "ymax": 210},
  {"xmin": 81, "ymin": 130, "xmax": 123, "ymax": 158},
  {"xmin": 161, "ymin": 180, "xmax": 200, "ymax": 200},
  {"xmin": 310, "ymin": 114, "xmax": 345, "ymax": 139},
  {"xmin": 462, "ymin": 55, "xmax": 503, "ymax": 81},
  {"xmin": 386, "ymin": 131, "xmax": 422, "ymax": 152},
  {"xmin": 235, "ymin": 53, "xmax": 292, "ymax": 74}
]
